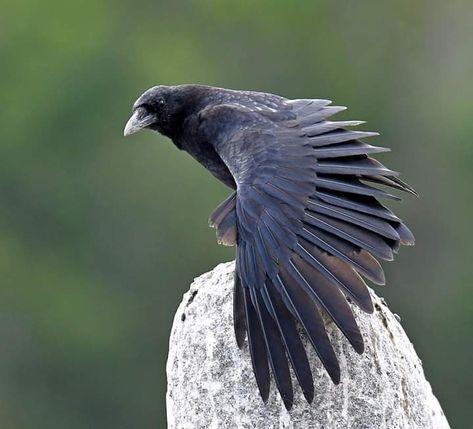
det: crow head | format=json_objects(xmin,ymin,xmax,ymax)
[{"xmin": 124, "ymin": 85, "xmax": 187, "ymax": 138}]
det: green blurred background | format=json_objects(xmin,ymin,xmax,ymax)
[{"xmin": 1, "ymin": 1, "xmax": 472, "ymax": 427}]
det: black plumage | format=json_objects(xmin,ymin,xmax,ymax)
[{"xmin": 124, "ymin": 84, "xmax": 416, "ymax": 410}]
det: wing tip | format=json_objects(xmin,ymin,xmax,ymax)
[
  {"xmin": 353, "ymin": 340, "xmax": 365, "ymax": 355},
  {"xmin": 329, "ymin": 365, "xmax": 341, "ymax": 385},
  {"xmin": 235, "ymin": 333, "xmax": 246, "ymax": 350},
  {"xmin": 397, "ymin": 224, "xmax": 416, "ymax": 246},
  {"xmin": 360, "ymin": 297, "xmax": 374, "ymax": 314},
  {"xmin": 302, "ymin": 387, "xmax": 315, "ymax": 404},
  {"xmin": 255, "ymin": 369, "xmax": 271, "ymax": 403},
  {"xmin": 373, "ymin": 269, "xmax": 386, "ymax": 286},
  {"xmin": 282, "ymin": 397, "xmax": 294, "ymax": 411}
]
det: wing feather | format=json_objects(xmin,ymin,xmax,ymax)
[
  {"xmin": 243, "ymin": 286, "xmax": 270, "ymax": 401},
  {"xmin": 233, "ymin": 274, "xmax": 246, "ymax": 349},
  {"xmin": 202, "ymin": 98, "xmax": 415, "ymax": 407},
  {"xmin": 261, "ymin": 281, "xmax": 314, "ymax": 402},
  {"xmin": 251, "ymin": 288, "xmax": 294, "ymax": 409}
]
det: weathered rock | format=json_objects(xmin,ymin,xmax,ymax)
[{"xmin": 166, "ymin": 262, "xmax": 449, "ymax": 429}]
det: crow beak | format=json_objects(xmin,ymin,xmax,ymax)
[{"xmin": 123, "ymin": 107, "xmax": 155, "ymax": 136}]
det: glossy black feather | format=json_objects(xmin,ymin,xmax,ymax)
[
  {"xmin": 315, "ymin": 175, "xmax": 402, "ymax": 200},
  {"xmin": 233, "ymin": 274, "xmax": 246, "ymax": 349},
  {"xmin": 286, "ymin": 255, "xmax": 365, "ymax": 354},
  {"xmin": 301, "ymin": 120, "xmax": 365, "ymax": 136},
  {"xmin": 301, "ymin": 225, "xmax": 386, "ymax": 285},
  {"xmin": 276, "ymin": 269, "xmax": 341, "ymax": 383},
  {"xmin": 306, "ymin": 130, "xmax": 379, "ymax": 144},
  {"xmin": 316, "ymin": 156, "xmax": 399, "ymax": 177},
  {"xmin": 262, "ymin": 282, "xmax": 314, "ymax": 403},
  {"xmin": 317, "ymin": 190, "xmax": 401, "ymax": 222},
  {"xmin": 251, "ymin": 288, "xmax": 294, "ymax": 410},
  {"xmin": 243, "ymin": 287, "xmax": 270, "ymax": 402},
  {"xmin": 304, "ymin": 211, "xmax": 395, "ymax": 261},
  {"xmin": 307, "ymin": 198, "xmax": 400, "ymax": 240},
  {"xmin": 296, "ymin": 238, "xmax": 374, "ymax": 313},
  {"xmin": 314, "ymin": 141, "xmax": 390, "ymax": 158}
]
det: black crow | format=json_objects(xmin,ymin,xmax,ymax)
[{"xmin": 124, "ymin": 84, "xmax": 416, "ymax": 410}]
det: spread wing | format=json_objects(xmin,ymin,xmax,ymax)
[{"xmin": 204, "ymin": 98, "xmax": 415, "ymax": 410}]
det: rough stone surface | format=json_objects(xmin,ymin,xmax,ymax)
[{"xmin": 166, "ymin": 262, "xmax": 449, "ymax": 429}]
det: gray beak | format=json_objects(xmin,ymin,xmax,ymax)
[{"xmin": 123, "ymin": 107, "xmax": 155, "ymax": 136}]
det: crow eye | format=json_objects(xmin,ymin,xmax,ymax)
[
  {"xmin": 136, "ymin": 103, "xmax": 154, "ymax": 113},
  {"xmin": 157, "ymin": 99, "xmax": 165, "ymax": 107}
]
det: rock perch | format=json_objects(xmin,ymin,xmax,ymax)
[{"xmin": 166, "ymin": 262, "xmax": 449, "ymax": 429}]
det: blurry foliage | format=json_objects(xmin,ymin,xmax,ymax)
[{"xmin": 1, "ymin": 0, "xmax": 472, "ymax": 427}]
